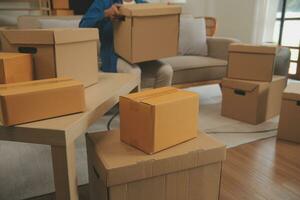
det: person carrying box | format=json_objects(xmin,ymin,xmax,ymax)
[{"xmin": 79, "ymin": 0, "xmax": 174, "ymax": 88}]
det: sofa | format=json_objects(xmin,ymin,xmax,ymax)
[{"xmin": 11, "ymin": 15, "xmax": 292, "ymax": 87}]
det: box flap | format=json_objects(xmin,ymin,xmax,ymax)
[
  {"xmin": 121, "ymin": 87, "xmax": 198, "ymax": 106},
  {"xmin": 53, "ymin": 28, "xmax": 99, "ymax": 44},
  {"xmin": 88, "ymin": 129, "xmax": 226, "ymax": 187},
  {"xmin": 2, "ymin": 29, "xmax": 55, "ymax": 45},
  {"xmin": 0, "ymin": 78, "xmax": 83, "ymax": 96},
  {"xmin": 229, "ymin": 43, "xmax": 277, "ymax": 55},
  {"xmin": 119, "ymin": 3, "xmax": 182, "ymax": 17},
  {"xmin": 283, "ymin": 83, "xmax": 300, "ymax": 101},
  {"xmin": 2, "ymin": 28, "xmax": 99, "ymax": 45},
  {"xmin": 221, "ymin": 78, "xmax": 262, "ymax": 92}
]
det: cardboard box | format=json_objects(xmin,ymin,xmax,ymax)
[
  {"xmin": 221, "ymin": 76, "xmax": 286, "ymax": 125},
  {"xmin": 86, "ymin": 130, "xmax": 226, "ymax": 200},
  {"xmin": 0, "ymin": 78, "xmax": 85, "ymax": 126},
  {"xmin": 113, "ymin": 4, "xmax": 181, "ymax": 63},
  {"xmin": 52, "ymin": 9, "xmax": 74, "ymax": 16},
  {"xmin": 278, "ymin": 84, "xmax": 300, "ymax": 143},
  {"xmin": 0, "ymin": 52, "xmax": 33, "ymax": 84},
  {"xmin": 52, "ymin": 0, "xmax": 69, "ymax": 9},
  {"xmin": 120, "ymin": 87, "xmax": 199, "ymax": 154},
  {"xmin": 0, "ymin": 28, "xmax": 99, "ymax": 87},
  {"xmin": 228, "ymin": 44, "xmax": 278, "ymax": 82}
]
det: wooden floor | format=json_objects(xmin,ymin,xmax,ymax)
[
  {"xmin": 220, "ymin": 138, "xmax": 300, "ymax": 200},
  {"xmin": 29, "ymin": 137, "xmax": 300, "ymax": 200}
]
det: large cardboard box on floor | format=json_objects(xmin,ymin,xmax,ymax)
[
  {"xmin": 52, "ymin": 0, "xmax": 69, "ymax": 9},
  {"xmin": 228, "ymin": 44, "xmax": 278, "ymax": 82},
  {"xmin": 278, "ymin": 84, "xmax": 300, "ymax": 143},
  {"xmin": 0, "ymin": 52, "xmax": 33, "ymax": 84},
  {"xmin": 0, "ymin": 78, "xmax": 85, "ymax": 126},
  {"xmin": 113, "ymin": 4, "xmax": 181, "ymax": 63},
  {"xmin": 120, "ymin": 87, "xmax": 199, "ymax": 154},
  {"xmin": 221, "ymin": 76, "xmax": 286, "ymax": 125},
  {"xmin": 86, "ymin": 130, "xmax": 226, "ymax": 200},
  {"xmin": 0, "ymin": 28, "xmax": 99, "ymax": 87}
]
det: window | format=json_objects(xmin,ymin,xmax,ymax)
[{"xmin": 273, "ymin": 0, "xmax": 300, "ymax": 77}]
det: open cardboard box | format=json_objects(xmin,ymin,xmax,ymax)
[{"xmin": 221, "ymin": 76, "xmax": 286, "ymax": 125}]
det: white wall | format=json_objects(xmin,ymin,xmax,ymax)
[{"xmin": 180, "ymin": 0, "xmax": 278, "ymax": 43}]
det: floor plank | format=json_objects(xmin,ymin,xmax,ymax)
[
  {"xmin": 28, "ymin": 137, "xmax": 300, "ymax": 200},
  {"xmin": 220, "ymin": 138, "xmax": 300, "ymax": 200}
]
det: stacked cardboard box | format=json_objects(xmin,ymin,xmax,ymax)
[
  {"xmin": 113, "ymin": 4, "xmax": 181, "ymax": 64},
  {"xmin": 0, "ymin": 52, "xmax": 33, "ymax": 84},
  {"xmin": 51, "ymin": 0, "xmax": 74, "ymax": 16},
  {"xmin": 0, "ymin": 78, "xmax": 85, "ymax": 126},
  {"xmin": 120, "ymin": 87, "xmax": 199, "ymax": 154},
  {"xmin": 86, "ymin": 130, "xmax": 226, "ymax": 200},
  {"xmin": 0, "ymin": 28, "xmax": 99, "ymax": 87},
  {"xmin": 221, "ymin": 44, "xmax": 287, "ymax": 124},
  {"xmin": 52, "ymin": 9, "xmax": 74, "ymax": 16},
  {"xmin": 0, "ymin": 28, "xmax": 96, "ymax": 126},
  {"xmin": 277, "ymin": 84, "xmax": 300, "ymax": 143}
]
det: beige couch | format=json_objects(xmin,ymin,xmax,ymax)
[
  {"xmin": 14, "ymin": 15, "xmax": 292, "ymax": 87},
  {"xmin": 162, "ymin": 37, "xmax": 238, "ymax": 85}
]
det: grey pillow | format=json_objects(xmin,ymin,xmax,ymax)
[
  {"xmin": 179, "ymin": 17, "xmax": 208, "ymax": 56},
  {"xmin": 39, "ymin": 19, "xmax": 81, "ymax": 29}
]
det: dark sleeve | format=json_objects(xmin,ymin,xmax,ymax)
[
  {"xmin": 79, "ymin": 0, "xmax": 106, "ymax": 28},
  {"xmin": 136, "ymin": 0, "xmax": 148, "ymax": 3}
]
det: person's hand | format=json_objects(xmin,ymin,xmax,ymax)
[{"xmin": 104, "ymin": 4, "xmax": 121, "ymax": 21}]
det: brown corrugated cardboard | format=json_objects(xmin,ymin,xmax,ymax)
[
  {"xmin": 52, "ymin": 0, "xmax": 69, "ymax": 9},
  {"xmin": 228, "ymin": 43, "xmax": 278, "ymax": 82},
  {"xmin": 221, "ymin": 76, "xmax": 286, "ymax": 125},
  {"xmin": 86, "ymin": 129, "xmax": 226, "ymax": 200},
  {"xmin": 0, "ymin": 52, "xmax": 33, "ymax": 84},
  {"xmin": 1, "ymin": 28, "xmax": 99, "ymax": 87},
  {"xmin": 0, "ymin": 78, "xmax": 85, "ymax": 126},
  {"xmin": 120, "ymin": 87, "xmax": 199, "ymax": 154},
  {"xmin": 113, "ymin": 4, "xmax": 181, "ymax": 63},
  {"xmin": 52, "ymin": 9, "xmax": 74, "ymax": 16},
  {"xmin": 277, "ymin": 84, "xmax": 300, "ymax": 143}
]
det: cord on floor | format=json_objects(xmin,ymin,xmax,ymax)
[
  {"xmin": 206, "ymin": 128, "xmax": 278, "ymax": 134},
  {"xmin": 107, "ymin": 111, "xmax": 120, "ymax": 131}
]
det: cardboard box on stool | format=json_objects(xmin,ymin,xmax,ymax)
[
  {"xmin": 278, "ymin": 84, "xmax": 300, "ymax": 143},
  {"xmin": 221, "ymin": 76, "xmax": 286, "ymax": 125},
  {"xmin": 120, "ymin": 87, "xmax": 199, "ymax": 154},
  {"xmin": 228, "ymin": 44, "xmax": 277, "ymax": 82},
  {"xmin": 0, "ymin": 52, "xmax": 33, "ymax": 84},
  {"xmin": 52, "ymin": 0, "xmax": 70, "ymax": 9},
  {"xmin": 52, "ymin": 9, "xmax": 74, "ymax": 16},
  {"xmin": 0, "ymin": 78, "xmax": 85, "ymax": 126},
  {"xmin": 0, "ymin": 28, "xmax": 99, "ymax": 87},
  {"xmin": 113, "ymin": 4, "xmax": 181, "ymax": 63},
  {"xmin": 86, "ymin": 130, "xmax": 226, "ymax": 200}
]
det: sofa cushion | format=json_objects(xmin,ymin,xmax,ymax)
[
  {"xmin": 179, "ymin": 17, "xmax": 208, "ymax": 56},
  {"xmin": 161, "ymin": 56, "xmax": 227, "ymax": 84},
  {"xmin": 39, "ymin": 19, "xmax": 81, "ymax": 28}
]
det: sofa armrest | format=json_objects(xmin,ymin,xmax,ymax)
[
  {"xmin": 274, "ymin": 47, "xmax": 291, "ymax": 77},
  {"xmin": 207, "ymin": 37, "xmax": 240, "ymax": 60}
]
